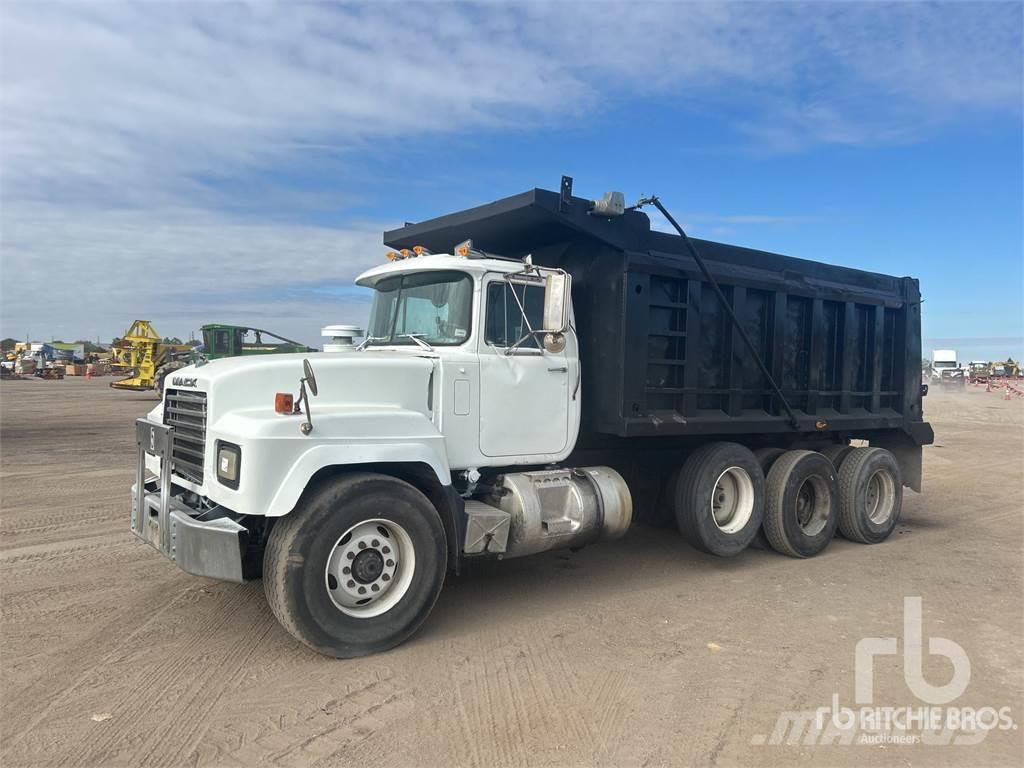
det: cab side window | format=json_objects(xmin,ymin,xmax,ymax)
[
  {"xmin": 213, "ymin": 330, "xmax": 230, "ymax": 354},
  {"xmin": 485, "ymin": 281, "xmax": 544, "ymax": 349}
]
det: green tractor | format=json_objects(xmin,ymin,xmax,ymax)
[
  {"xmin": 199, "ymin": 324, "xmax": 316, "ymax": 361},
  {"xmin": 114, "ymin": 323, "xmax": 317, "ymax": 398}
]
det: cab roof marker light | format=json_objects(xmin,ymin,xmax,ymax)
[
  {"xmin": 412, "ymin": 245, "xmax": 431, "ymax": 256},
  {"xmin": 385, "ymin": 251, "xmax": 400, "ymax": 261},
  {"xmin": 399, "ymin": 249, "xmax": 412, "ymax": 259},
  {"xmin": 454, "ymin": 239, "xmax": 473, "ymax": 257}
]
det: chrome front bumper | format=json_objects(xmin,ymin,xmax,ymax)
[{"xmin": 130, "ymin": 419, "xmax": 248, "ymax": 583}]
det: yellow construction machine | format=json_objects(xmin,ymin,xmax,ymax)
[
  {"xmin": 990, "ymin": 359, "xmax": 1021, "ymax": 378},
  {"xmin": 110, "ymin": 320, "xmax": 194, "ymax": 395}
]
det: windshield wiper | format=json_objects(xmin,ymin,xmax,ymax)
[
  {"xmin": 356, "ymin": 335, "xmax": 390, "ymax": 351},
  {"xmin": 400, "ymin": 333, "xmax": 434, "ymax": 352}
]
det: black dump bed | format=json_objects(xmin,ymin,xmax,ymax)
[{"xmin": 385, "ymin": 185, "xmax": 933, "ymax": 447}]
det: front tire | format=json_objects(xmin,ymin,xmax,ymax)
[{"xmin": 264, "ymin": 473, "xmax": 447, "ymax": 658}]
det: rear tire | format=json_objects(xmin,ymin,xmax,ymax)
[
  {"xmin": 750, "ymin": 448, "xmax": 786, "ymax": 550},
  {"xmin": 764, "ymin": 450, "xmax": 839, "ymax": 558},
  {"xmin": 837, "ymin": 448, "xmax": 902, "ymax": 544},
  {"xmin": 820, "ymin": 443, "xmax": 854, "ymax": 472},
  {"xmin": 674, "ymin": 442, "xmax": 764, "ymax": 557},
  {"xmin": 264, "ymin": 473, "xmax": 447, "ymax": 658}
]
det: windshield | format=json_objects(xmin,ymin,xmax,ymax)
[{"xmin": 366, "ymin": 270, "xmax": 473, "ymax": 346}]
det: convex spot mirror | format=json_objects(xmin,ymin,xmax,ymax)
[
  {"xmin": 543, "ymin": 332, "xmax": 566, "ymax": 354},
  {"xmin": 542, "ymin": 273, "xmax": 571, "ymax": 334},
  {"xmin": 303, "ymin": 358, "xmax": 318, "ymax": 396}
]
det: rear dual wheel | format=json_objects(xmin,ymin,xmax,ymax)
[{"xmin": 760, "ymin": 445, "xmax": 903, "ymax": 556}]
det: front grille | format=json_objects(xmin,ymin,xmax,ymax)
[{"xmin": 163, "ymin": 389, "xmax": 207, "ymax": 484}]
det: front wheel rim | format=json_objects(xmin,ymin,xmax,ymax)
[
  {"xmin": 710, "ymin": 467, "xmax": 755, "ymax": 534},
  {"xmin": 326, "ymin": 519, "xmax": 416, "ymax": 618}
]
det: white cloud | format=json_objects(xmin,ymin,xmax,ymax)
[
  {"xmin": 0, "ymin": 1, "xmax": 1019, "ymax": 340},
  {"xmin": 0, "ymin": 203, "xmax": 384, "ymax": 343},
  {"xmin": 2, "ymin": 1, "xmax": 1018, "ymax": 203}
]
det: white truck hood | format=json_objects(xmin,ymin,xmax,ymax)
[
  {"xmin": 147, "ymin": 349, "xmax": 447, "ymax": 517},
  {"xmin": 161, "ymin": 350, "xmax": 437, "ymax": 425}
]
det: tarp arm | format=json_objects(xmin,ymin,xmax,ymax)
[{"xmin": 635, "ymin": 196, "xmax": 802, "ymax": 430}]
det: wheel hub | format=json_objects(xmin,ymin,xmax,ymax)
[
  {"xmin": 795, "ymin": 477, "xmax": 830, "ymax": 536},
  {"xmin": 796, "ymin": 486, "xmax": 814, "ymax": 526},
  {"xmin": 326, "ymin": 520, "xmax": 410, "ymax": 618},
  {"xmin": 352, "ymin": 549, "xmax": 385, "ymax": 584}
]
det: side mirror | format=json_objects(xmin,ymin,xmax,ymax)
[
  {"xmin": 542, "ymin": 273, "xmax": 570, "ymax": 334},
  {"xmin": 303, "ymin": 358, "xmax": 318, "ymax": 397}
]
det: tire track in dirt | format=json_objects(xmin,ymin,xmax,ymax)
[
  {"xmin": 445, "ymin": 628, "xmax": 610, "ymax": 768},
  {"xmin": 11, "ymin": 584, "xmax": 272, "ymax": 767},
  {"xmin": 0, "ymin": 537, "xmax": 139, "ymax": 572},
  {"xmin": 189, "ymin": 664, "xmax": 414, "ymax": 767},
  {"xmin": 1, "ymin": 566, "xmax": 194, "ymax": 748},
  {"xmin": 1, "ymin": 515, "xmax": 122, "ymax": 542},
  {"xmin": 109, "ymin": 602, "xmax": 277, "ymax": 767}
]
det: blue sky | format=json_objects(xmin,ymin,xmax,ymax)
[{"xmin": 1, "ymin": 1, "xmax": 1021, "ymax": 363}]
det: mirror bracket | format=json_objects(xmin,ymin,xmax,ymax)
[
  {"xmin": 499, "ymin": 269, "xmax": 571, "ymax": 356},
  {"xmin": 298, "ymin": 358, "xmax": 318, "ymax": 435}
]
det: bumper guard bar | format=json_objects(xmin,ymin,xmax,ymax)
[{"xmin": 130, "ymin": 419, "xmax": 248, "ymax": 583}]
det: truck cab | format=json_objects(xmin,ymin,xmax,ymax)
[{"xmin": 356, "ymin": 250, "xmax": 581, "ymax": 466}]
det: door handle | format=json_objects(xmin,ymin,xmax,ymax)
[{"xmin": 548, "ymin": 366, "xmax": 568, "ymax": 373}]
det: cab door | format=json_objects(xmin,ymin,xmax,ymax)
[{"xmin": 478, "ymin": 274, "xmax": 570, "ymax": 458}]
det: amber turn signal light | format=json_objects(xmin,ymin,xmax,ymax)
[{"xmin": 275, "ymin": 393, "xmax": 294, "ymax": 414}]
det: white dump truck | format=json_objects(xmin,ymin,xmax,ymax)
[{"xmin": 131, "ymin": 179, "xmax": 933, "ymax": 657}]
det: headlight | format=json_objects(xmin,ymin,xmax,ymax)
[{"xmin": 216, "ymin": 441, "xmax": 241, "ymax": 489}]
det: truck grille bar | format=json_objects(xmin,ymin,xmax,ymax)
[{"xmin": 163, "ymin": 389, "xmax": 207, "ymax": 484}]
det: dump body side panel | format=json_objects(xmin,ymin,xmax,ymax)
[{"xmin": 560, "ymin": 245, "xmax": 926, "ymax": 441}]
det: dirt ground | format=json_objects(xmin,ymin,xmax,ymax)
[{"xmin": 1, "ymin": 377, "xmax": 1022, "ymax": 767}]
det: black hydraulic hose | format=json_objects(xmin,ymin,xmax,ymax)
[{"xmin": 639, "ymin": 196, "xmax": 802, "ymax": 430}]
